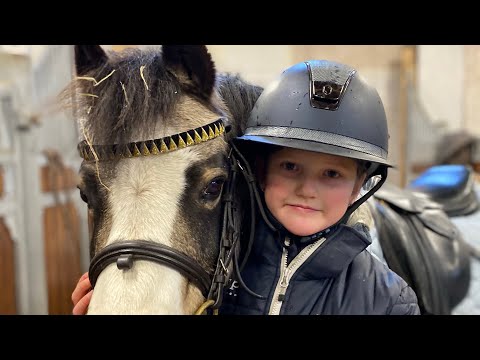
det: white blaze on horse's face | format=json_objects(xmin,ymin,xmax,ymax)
[{"xmin": 89, "ymin": 150, "xmax": 196, "ymax": 314}]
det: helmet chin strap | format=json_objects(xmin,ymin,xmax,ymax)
[
  {"xmin": 338, "ymin": 166, "xmax": 388, "ymax": 226},
  {"xmin": 230, "ymin": 141, "xmax": 277, "ymax": 232}
]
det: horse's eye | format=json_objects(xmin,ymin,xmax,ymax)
[
  {"xmin": 78, "ymin": 187, "xmax": 89, "ymax": 204},
  {"xmin": 203, "ymin": 178, "xmax": 225, "ymax": 200}
]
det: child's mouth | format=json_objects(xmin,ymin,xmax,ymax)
[{"xmin": 288, "ymin": 204, "xmax": 318, "ymax": 212}]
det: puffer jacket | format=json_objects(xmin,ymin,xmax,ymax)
[{"xmin": 220, "ymin": 216, "xmax": 420, "ymax": 315}]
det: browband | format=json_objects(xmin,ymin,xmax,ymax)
[{"xmin": 78, "ymin": 118, "xmax": 226, "ymax": 161}]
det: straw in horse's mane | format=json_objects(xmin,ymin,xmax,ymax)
[{"xmin": 60, "ymin": 48, "xmax": 210, "ymax": 147}]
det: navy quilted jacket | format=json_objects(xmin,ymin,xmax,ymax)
[{"xmin": 220, "ymin": 217, "xmax": 420, "ymax": 315}]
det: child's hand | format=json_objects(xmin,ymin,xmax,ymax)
[{"xmin": 72, "ymin": 272, "xmax": 93, "ymax": 315}]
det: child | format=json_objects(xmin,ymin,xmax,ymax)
[{"xmin": 72, "ymin": 59, "xmax": 420, "ymax": 315}]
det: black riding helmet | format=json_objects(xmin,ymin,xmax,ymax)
[{"xmin": 234, "ymin": 59, "xmax": 392, "ymax": 230}]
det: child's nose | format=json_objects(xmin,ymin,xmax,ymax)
[{"xmin": 296, "ymin": 176, "xmax": 318, "ymax": 197}]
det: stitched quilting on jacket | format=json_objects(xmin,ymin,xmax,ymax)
[{"xmin": 220, "ymin": 217, "xmax": 420, "ymax": 315}]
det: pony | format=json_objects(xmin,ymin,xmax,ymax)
[{"xmin": 60, "ymin": 45, "xmax": 262, "ymax": 314}]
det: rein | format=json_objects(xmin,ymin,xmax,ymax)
[{"xmin": 81, "ymin": 118, "xmax": 262, "ymax": 315}]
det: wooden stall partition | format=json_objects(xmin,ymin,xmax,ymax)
[
  {"xmin": 0, "ymin": 165, "xmax": 4, "ymax": 198},
  {"xmin": 41, "ymin": 151, "xmax": 82, "ymax": 315},
  {"xmin": 399, "ymin": 46, "xmax": 416, "ymax": 187},
  {"xmin": 43, "ymin": 201, "xmax": 82, "ymax": 315},
  {"xmin": 0, "ymin": 217, "xmax": 17, "ymax": 314}
]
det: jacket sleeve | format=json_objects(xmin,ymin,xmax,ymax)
[{"xmin": 388, "ymin": 284, "xmax": 421, "ymax": 315}]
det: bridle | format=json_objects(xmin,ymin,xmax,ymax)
[{"xmin": 78, "ymin": 118, "xmax": 263, "ymax": 314}]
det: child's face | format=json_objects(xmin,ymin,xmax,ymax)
[{"xmin": 262, "ymin": 147, "xmax": 366, "ymax": 237}]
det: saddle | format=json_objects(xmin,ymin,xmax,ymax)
[
  {"xmin": 407, "ymin": 164, "xmax": 479, "ymax": 217},
  {"xmin": 370, "ymin": 180, "xmax": 471, "ymax": 315}
]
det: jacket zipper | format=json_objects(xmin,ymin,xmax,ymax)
[{"xmin": 268, "ymin": 236, "xmax": 327, "ymax": 315}]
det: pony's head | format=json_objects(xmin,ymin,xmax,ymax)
[{"xmin": 61, "ymin": 45, "xmax": 262, "ymax": 314}]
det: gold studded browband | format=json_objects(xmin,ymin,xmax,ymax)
[{"xmin": 78, "ymin": 118, "xmax": 226, "ymax": 161}]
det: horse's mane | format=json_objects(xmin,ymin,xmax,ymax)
[{"xmin": 215, "ymin": 73, "xmax": 263, "ymax": 137}]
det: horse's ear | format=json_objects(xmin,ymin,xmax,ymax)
[
  {"xmin": 162, "ymin": 45, "xmax": 216, "ymax": 99},
  {"xmin": 74, "ymin": 45, "xmax": 108, "ymax": 75}
]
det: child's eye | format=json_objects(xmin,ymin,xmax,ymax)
[
  {"xmin": 324, "ymin": 170, "xmax": 340, "ymax": 178},
  {"xmin": 281, "ymin": 162, "xmax": 298, "ymax": 171}
]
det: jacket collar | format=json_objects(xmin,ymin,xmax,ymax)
[{"xmin": 257, "ymin": 216, "xmax": 372, "ymax": 276}]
